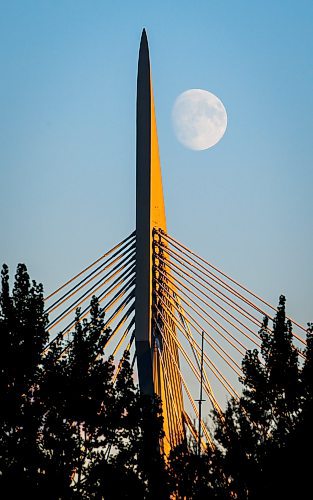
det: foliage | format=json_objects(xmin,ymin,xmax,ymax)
[
  {"xmin": 1, "ymin": 264, "xmax": 312, "ymax": 499},
  {"xmin": 167, "ymin": 296, "xmax": 312, "ymax": 499},
  {"xmin": 211, "ymin": 295, "xmax": 312, "ymax": 499},
  {"xmin": 168, "ymin": 438, "xmax": 228, "ymax": 499},
  {"xmin": 0, "ymin": 264, "xmax": 49, "ymax": 496},
  {"xmin": 0, "ymin": 265, "xmax": 165, "ymax": 499}
]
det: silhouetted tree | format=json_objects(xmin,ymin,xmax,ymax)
[
  {"xmin": 282, "ymin": 321, "xmax": 313, "ymax": 499},
  {"xmin": 4, "ymin": 263, "xmax": 311, "ymax": 499},
  {"xmin": 0, "ymin": 264, "xmax": 49, "ymax": 497},
  {"xmin": 212, "ymin": 295, "xmax": 305, "ymax": 499},
  {"xmin": 0, "ymin": 265, "xmax": 167, "ymax": 499},
  {"xmin": 168, "ymin": 435, "xmax": 229, "ymax": 499},
  {"xmin": 168, "ymin": 296, "xmax": 312, "ymax": 499}
]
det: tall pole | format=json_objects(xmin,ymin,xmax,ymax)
[{"xmin": 197, "ymin": 330, "xmax": 205, "ymax": 457}]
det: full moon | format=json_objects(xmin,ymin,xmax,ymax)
[{"xmin": 172, "ymin": 89, "xmax": 227, "ymax": 150}]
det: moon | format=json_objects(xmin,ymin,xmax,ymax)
[{"xmin": 172, "ymin": 89, "xmax": 227, "ymax": 150}]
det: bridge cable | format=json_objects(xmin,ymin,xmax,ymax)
[
  {"xmin": 112, "ymin": 332, "xmax": 135, "ymax": 384},
  {"xmin": 154, "ymin": 243, "xmax": 263, "ymax": 329},
  {"xmin": 161, "ymin": 285, "xmax": 223, "ymax": 416},
  {"xmin": 46, "ymin": 239, "xmax": 135, "ymax": 315},
  {"xmin": 45, "ymin": 230, "xmax": 135, "ymax": 302},
  {"xmin": 155, "ymin": 254, "xmax": 263, "ymax": 341},
  {"xmin": 157, "ymin": 240, "xmax": 266, "ymax": 323},
  {"xmin": 57, "ymin": 286, "xmax": 135, "ymax": 360},
  {"xmin": 154, "ymin": 255, "xmax": 305, "ymax": 359},
  {"xmin": 158, "ymin": 230, "xmax": 307, "ymax": 339},
  {"xmin": 155, "ymin": 271, "xmax": 256, "ymax": 354},
  {"xmin": 155, "ymin": 340, "xmax": 188, "ymax": 438},
  {"xmin": 155, "ymin": 290, "xmax": 242, "ymax": 376},
  {"xmin": 154, "ymin": 316, "xmax": 214, "ymax": 448},
  {"xmin": 154, "ymin": 302, "xmax": 239, "ymax": 399},
  {"xmin": 43, "ymin": 268, "xmax": 135, "ymax": 353},
  {"xmin": 47, "ymin": 251, "xmax": 135, "ymax": 330}
]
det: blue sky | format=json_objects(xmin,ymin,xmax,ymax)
[{"xmin": 0, "ymin": 0, "xmax": 312, "ymax": 326}]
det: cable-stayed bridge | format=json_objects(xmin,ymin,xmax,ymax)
[{"xmin": 44, "ymin": 30, "xmax": 307, "ymax": 456}]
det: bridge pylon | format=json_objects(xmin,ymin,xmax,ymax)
[{"xmin": 135, "ymin": 29, "xmax": 185, "ymax": 453}]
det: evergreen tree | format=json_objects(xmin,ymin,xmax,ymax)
[
  {"xmin": 40, "ymin": 297, "xmax": 143, "ymax": 499},
  {"xmin": 2, "ymin": 262, "xmax": 312, "ymax": 499},
  {"xmin": 212, "ymin": 296, "xmax": 303, "ymax": 499},
  {"xmin": 38, "ymin": 334, "xmax": 80, "ymax": 498},
  {"xmin": 168, "ymin": 429, "xmax": 235, "ymax": 499},
  {"xmin": 0, "ymin": 264, "xmax": 49, "ymax": 497},
  {"xmin": 82, "ymin": 355, "xmax": 167, "ymax": 499},
  {"xmin": 284, "ymin": 322, "xmax": 313, "ymax": 499},
  {"xmin": 0, "ymin": 265, "xmax": 167, "ymax": 499}
]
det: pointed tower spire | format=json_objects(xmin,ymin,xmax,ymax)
[{"xmin": 135, "ymin": 30, "xmax": 184, "ymax": 453}]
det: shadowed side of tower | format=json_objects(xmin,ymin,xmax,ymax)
[
  {"xmin": 135, "ymin": 29, "xmax": 184, "ymax": 453},
  {"xmin": 135, "ymin": 29, "xmax": 154, "ymax": 396}
]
